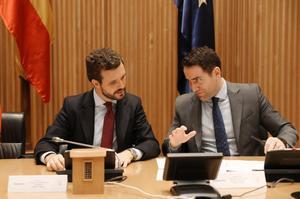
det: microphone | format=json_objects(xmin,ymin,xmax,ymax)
[
  {"xmin": 251, "ymin": 136, "xmax": 266, "ymax": 146},
  {"xmin": 51, "ymin": 136, "xmax": 118, "ymax": 169},
  {"xmin": 52, "ymin": 137, "xmax": 98, "ymax": 148},
  {"xmin": 51, "ymin": 137, "xmax": 114, "ymax": 151},
  {"xmin": 52, "ymin": 137, "xmax": 123, "ymax": 181},
  {"xmin": 251, "ymin": 135, "xmax": 295, "ymax": 149}
]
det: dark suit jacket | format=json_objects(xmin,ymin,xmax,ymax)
[
  {"xmin": 35, "ymin": 90, "xmax": 160, "ymax": 164},
  {"xmin": 162, "ymin": 82, "xmax": 298, "ymax": 155}
]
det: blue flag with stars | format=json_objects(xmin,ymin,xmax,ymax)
[{"xmin": 175, "ymin": 0, "xmax": 215, "ymax": 94}]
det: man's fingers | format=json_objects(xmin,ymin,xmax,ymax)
[
  {"xmin": 122, "ymin": 160, "xmax": 130, "ymax": 168},
  {"xmin": 46, "ymin": 162, "xmax": 54, "ymax": 171},
  {"xmin": 186, "ymin": 131, "xmax": 197, "ymax": 139},
  {"xmin": 265, "ymin": 137, "xmax": 285, "ymax": 153},
  {"xmin": 46, "ymin": 155, "xmax": 65, "ymax": 171},
  {"xmin": 53, "ymin": 159, "xmax": 63, "ymax": 171},
  {"xmin": 265, "ymin": 139, "xmax": 274, "ymax": 153},
  {"xmin": 57, "ymin": 154, "xmax": 65, "ymax": 168},
  {"xmin": 180, "ymin": 125, "xmax": 187, "ymax": 131},
  {"xmin": 117, "ymin": 150, "xmax": 133, "ymax": 168},
  {"xmin": 174, "ymin": 127, "xmax": 184, "ymax": 134},
  {"xmin": 170, "ymin": 129, "xmax": 197, "ymax": 141}
]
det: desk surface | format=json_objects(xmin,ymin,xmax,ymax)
[{"xmin": 1, "ymin": 157, "xmax": 299, "ymax": 199}]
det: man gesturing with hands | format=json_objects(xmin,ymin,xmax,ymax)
[{"xmin": 163, "ymin": 47, "xmax": 298, "ymax": 156}]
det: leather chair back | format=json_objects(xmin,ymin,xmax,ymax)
[
  {"xmin": 1, "ymin": 112, "xmax": 26, "ymax": 154},
  {"xmin": 0, "ymin": 143, "xmax": 22, "ymax": 159}
]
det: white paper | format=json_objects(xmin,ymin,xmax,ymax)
[
  {"xmin": 210, "ymin": 160, "xmax": 266, "ymax": 188},
  {"xmin": 217, "ymin": 160, "xmax": 264, "ymax": 172},
  {"xmin": 8, "ymin": 175, "xmax": 68, "ymax": 192},
  {"xmin": 156, "ymin": 157, "xmax": 166, "ymax": 169},
  {"xmin": 210, "ymin": 170, "xmax": 266, "ymax": 188},
  {"xmin": 156, "ymin": 157, "xmax": 166, "ymax": 180}
]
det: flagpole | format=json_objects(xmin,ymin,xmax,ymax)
[{"xmin": 20, "ymin": 76, "xmax": 31, "ymax": 151}]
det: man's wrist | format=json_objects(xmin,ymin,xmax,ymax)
[
  {"xmin": 127, "ymin": 148, "xmax": 138, "ymax": 161},
  {"xmin": 41, "ymin": 151, "xmax": 56, "ymax": 164},
  {"xmin": 169, "ymin": 141, "xmax": 180, "ymax": 148},
  {"xmin": 169, "ymin": 141, "xmax": 181, "ymax": 152},
  {"xmin": 278, "ymin": 137, "xmax": 293, "ymax": 148}
]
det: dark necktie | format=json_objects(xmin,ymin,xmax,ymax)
[
  {"xmin": 101, "ymin": 102, "xmax": 114, "ymax": 148},
  {"xmin": 212, "ymin": 97, "xmax": 230, "ymax": 156}
]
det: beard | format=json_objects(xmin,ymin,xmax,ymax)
[{"xmin": 102, "ymin": 87, "xmax": 126, "ymax": 101}]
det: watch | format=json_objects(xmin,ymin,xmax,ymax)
[{"xmin": 128, "ymin": 148, "xmax": 138, "ymax": 161}]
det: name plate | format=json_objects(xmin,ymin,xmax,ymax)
[{"xmin": 8, "ymin": 175, "xmax": 68, "ymax": 192}]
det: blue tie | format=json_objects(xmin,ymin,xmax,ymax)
[{"xmin": 212, "ymin": 97, "xmax": 230, "ymax": 156}]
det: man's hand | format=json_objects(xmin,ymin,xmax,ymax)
[
  {"xmin": 117, "ymin": 150, "xmax": 134, "ymax": 168},
  {"xmin": 45, "ymin": 154, "xmax": 65, "ymax": 171},
  {"xmin": 264, "ymin": 137, "xmax": 286, "ymax": 153},
  {"xmin": 169, "ymin": 125, "xmax": 197, "ymax": 148}
]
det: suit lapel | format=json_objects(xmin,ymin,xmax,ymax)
[
  {"xmin": 189, "ymin": 94, "xmax": 202, "ymax": 152},
  {"xmin": 227, "ymin": 82, "xmax": 243, "ymax": 147},
  {"xmin": 80, "ymin": 90, "xmax": 95, "ymax": 145},
  {"xmin": 115, "ymin": 94, "xmax": 129, "ymax": 148}
]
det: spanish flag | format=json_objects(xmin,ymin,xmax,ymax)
[
  {"xmin": 0, "ymin": 105, "xmax": 2, "ymax": 134},
  {"xmin": 0, "ymin": 0, "xmax": 52, "ymax": 103}
]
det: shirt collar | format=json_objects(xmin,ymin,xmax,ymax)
[
  {"xmin": 215, "ymin": 78, "xmax": 228, "ymax": 101},
  {"xmin": 93, "ymin": 89, "xmax": 117, "ymax": 107}
]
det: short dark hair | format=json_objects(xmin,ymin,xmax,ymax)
[
  {"xmin": 182, "ymin": 46, "xmax": 221, "ymax": 74},
  {"xmin": 86, "ymin": 48, "xmax": 124, "ymax": 82}
]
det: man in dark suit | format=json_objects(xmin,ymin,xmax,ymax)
[
  {"xmin": 162, "ymin": 46, "xmax": 298, "ymax": 156},
  {"xmin": 35, "ymin": 48, "xmax": 160, "ymax": 171}
]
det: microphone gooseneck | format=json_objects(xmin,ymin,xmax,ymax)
[
  {"xmin": 51, "ymin": 136, "xmax": 115, "ymax": 151},
  {"xmin": 52, "ymin": 137, "xmax": 64, "ymax": 143},
  {"xmin": 51, "ymin": 136, "xmax": 98, "ymax": 148}
]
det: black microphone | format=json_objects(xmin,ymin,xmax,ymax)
[
  {"xmin": 51, "ymin": 136, "xmax": 117, "ymax": 169},
  {"xmin": 52, "ymin": 137, "xmax": 123, "ymax": 181},
  {"xmin": 51, "ymin": 137, "xmax": 115, "ymax": 151},
  {"xmin": 251, "ymin": 135, "xmax": 295, "ymax": 149},
  {"xmin": 52, "ymin": 137, "xmax": 97, "ymax": 148},
  {"xmin": 251, "ymin": 136, "xmax": 266, "ymax": 146}
]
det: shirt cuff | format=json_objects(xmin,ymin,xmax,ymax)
[
  {"xmin": 169, "ymin": 141, "xmax": 181, "ymax": 152},
  {"xmin": 40, "ymin": 151, "xmax": 56, "ymax": 164},
  {"xmin": 132, "ymin": 148, "xmax": 143, "ymax": 160}
]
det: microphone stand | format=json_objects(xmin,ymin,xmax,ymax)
[
  {"xmin": 51, "ymin": 136, "xmax": 119, "ymax": 168},
  {"xmin": 51, "ymin": 137, "xmax": 114, "ymax": 151}
]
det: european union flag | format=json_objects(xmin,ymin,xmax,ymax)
[{"xmin": 175, "ymin": 0, "xmax": 215, "ymax": 94}]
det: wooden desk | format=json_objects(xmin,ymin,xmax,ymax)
[{"xmin": 1, "ymin": 157, "xmax": 300, "ymax": 198}]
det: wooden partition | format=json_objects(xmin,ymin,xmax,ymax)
[
  {"xmin": 0, "ymin": 0, "xmax": 300, "ymax": 150},
  {"xmin": 214, "ymin": 0, "xmax": 300, "ymax": 140},
  {"xmin": 0, "ymin": 0, "xmax": 178, "ymax": 149}
]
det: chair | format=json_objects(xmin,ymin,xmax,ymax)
[
  {"xmin": 0, "ymin": 143, "xmax": 22, "ymax": 159},
  {"xmin": 1, "ymin": 112, "xmax": 26, "ymax": 155}
]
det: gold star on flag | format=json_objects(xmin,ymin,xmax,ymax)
[{"xmin": 198, "ymin": 0, "xmax": 207, "ymax": 7}]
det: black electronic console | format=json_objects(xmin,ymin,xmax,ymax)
[
  {"xmin": 56, "ymin": 168, "xmax": 124, "ymax": 182},
  {"xmin": 264, "ymin": 149, "xmax": 300, "ymax": 182},
  {"xmin": 51, "ymin": 137, "xmax": 124, "ymax": 182},
  {"xmin": 56, "ymin": 150, "xmax": 124, "ymax": 182},
  {"xmin": 163, "ymin": 153, "xmax": 223, "ymax": 198}
]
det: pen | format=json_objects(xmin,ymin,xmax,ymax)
[
  {"xmin": 226, "ymin": 169, "xmax": 264, "ymax": 172},
  {"xmin": 251, "ymin": 136, "xmax": 266, "ymax": 146},
  {"xmin": 251, "ymin": 135, "xmax": 295, "ymax": 149}
]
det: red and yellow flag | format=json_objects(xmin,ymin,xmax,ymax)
[
  {"xmin": 0, "ymin": 105, "xmax": 2, "ymax": 134},
  {"xmin": 0, "ymin": 0, "xmax": 52, "ymax": 102}
]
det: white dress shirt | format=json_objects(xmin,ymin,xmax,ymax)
[
  {"xmin": 93, "ymin": 90, "xmax": 142, "ymax": 160},
  {"xmin": 201, "ymin": 78, "xmax": 239, "ymax": 155}
]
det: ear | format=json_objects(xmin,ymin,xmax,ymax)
[
  {"xmin": 91, "ymin": 79, "xmax": 100, "ymax": 88},
  {"xmin": 214, "ymin": 67, "xmax": 222, "ymax": 78}
]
